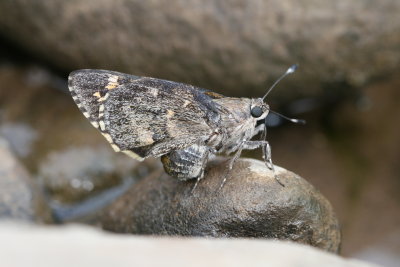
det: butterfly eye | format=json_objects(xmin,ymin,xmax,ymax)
[{"xmin": 251, "ymin": 106, "xmax": 263, "ymax": 118}]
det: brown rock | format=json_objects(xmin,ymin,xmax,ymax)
[
  {"xmin": 0, "ymin": 1, "xmax": 399, "ymax": 99},
  {"xmin": 101, "ymin": 158, "xmax": 341, "ymax": 253}
]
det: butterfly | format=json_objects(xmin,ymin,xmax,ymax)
[{"xmin": 68, "ymin": 65, "xmax": 303, "ymax": 190}]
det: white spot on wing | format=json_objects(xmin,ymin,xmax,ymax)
[
  {"xmin": 106, "ymin": 75, "xmax": 119, "ymax": 89},
  {"xmin": 98, "ymin": 104, "xmax": 105, "ymax": 118},
  {"xmin": 101, "ymin": 133, "xmax": 113, "ymax": 144},
  {"xmin": 93, "ymin": 92, "xmax": 101, "ymax": 98},
  {"xmin": 111, "ymin": 144, "xmax": 121, "ymax": 152},
  {"xmin": 98, "ymin": 93, "xmax": 110, "ymax": 102},
  {"xmin": 166, "ymin": 109, "xmax": 175, "ymax": 118},
  {"xmin": 148, "ymin": 88, "xmax": 158, "ymax": 97},
  {"xmin": 99, "ymin": 121, "xmax": 106, "ymax": 131},
  {"xmin": 108, "ymin": 75, "xmax": 119, "ymax": 83},
  {"xmin": 90, "ymin": 121, "xmax": 99, "ymax": 128}
]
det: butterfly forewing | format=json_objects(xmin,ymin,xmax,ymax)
[{"xmin": 68, "ymin": 70, "xmax": 221, "ymax": 160}]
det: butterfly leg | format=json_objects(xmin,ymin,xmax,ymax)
[
  {"xmin": 242, "ymin": 140, "xmax": 284, "ymax": 186},
  {"xmin": 219, "ymin": 140, "xmax": 266, "ymax": 190},
  {"xmin": 263, "ymin": 141, "xmax": 284, "ymax": 186},
  {"xmin": 219, "ymin": 144, "xmax": 244, "ymax": 190},
  {"xmin": 253, "ymin": 124, "xmax": 265, "ymax": 136}
]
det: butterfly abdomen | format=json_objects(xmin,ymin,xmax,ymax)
[{"xmin": 161, "ymin": 144, "xmax": 210, "ymax": 181}]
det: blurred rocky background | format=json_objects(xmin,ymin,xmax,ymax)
[{"xmin": 0, "ymin": 0, "xmax": 399, "ymax": 266}]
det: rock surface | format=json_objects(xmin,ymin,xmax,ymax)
[
  {"xmin": 0, "ymin": 0, "xmax": 399, "ymax": 99},
  {"xmin": 0, "ymin": 137, "xmax": 37, "ymax": 221},
  {"xmin": 38, "ymin": 146, "xmax": 140, "ymax": 204},
  {"xmin": 102, "ymin": 158, "xmax": 341, "ymax": 253},
  {"xmin": 0, "ymin": 223, "xmax": 373, "ymax": 267}
]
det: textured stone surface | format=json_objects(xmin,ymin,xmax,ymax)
[
  {"xmin": 0, "ymin": 223, "xmax": 373, "ymax": 267},
  {"xmin": 38, "ymin": 146, "xmax": 139, "ymax": 204},
  {"xmin": 102, "ymin": 158, "xmax": 341, "ymax": 253},
  {"xmin": 0, "ymin": 137, "xmax": 37, "ymax": 221},
  {"xmin": 0, "ymin": 0, "xmax": 399, "ymax": 99}
]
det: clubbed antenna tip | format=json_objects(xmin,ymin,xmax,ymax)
[
  {"xmin": 286, "ymin": 64, "xmax": 299, "ymax": 74},
  {"xmin": 262, "ymin": 64, "xmax": 299, "ymax": 101},
  {"xmin": 269, "ymin": 110, "xmax": 306, "ymax": 125}
]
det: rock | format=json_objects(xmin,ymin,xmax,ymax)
[
  {"xmin": 0, "ymin": 123, "xmax": 38, "ymax": 158},
  {"xmin": 0, "ymin": 222, "xmax": 373, "ymax": 267},
  {"xmin": 37, "ymin": 145, "xmax": 159, "ymax": 222},
  {"xmin": 38, "ymin": 146, "xmax": 139, "ymax": 204},
  {"xmin": 101, "ymin": 158, "xmax": 341, "ymax": 253},
  {"xmin": 353, "ymin": 230, "xmax": 400, "ymax": 267},
  {"xmin": 0, "ymin": 1, "xmax": 399, "ymax": 100},
  {"xmin": 0, "ymin": 137, "xmax": 37, "ymax": 221}
]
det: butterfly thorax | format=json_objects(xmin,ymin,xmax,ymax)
[{"xmin": 210, "ymin": 97, "xmax": 268, "ymax": 154}]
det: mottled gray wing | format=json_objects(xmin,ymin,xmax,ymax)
[
  {"xmin": 68, "ymin": 69, "xmax": 140, "ymax": 129},
  {"xmin": 68, "ymin": 69, "xmax": 222, "ymax": 160}
]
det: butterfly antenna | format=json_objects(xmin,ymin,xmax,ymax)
[
  {"xmin": 262, "ymin": 64, "xmax": 298, "ymax": 101},
  {"xmin": 269, "ymin": 110, "xmax": 306, "ymax": 125}
]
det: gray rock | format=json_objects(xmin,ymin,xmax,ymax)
[
  {"xmin": 37, "ymin": 146, "xmax": 159, "ymax": 222},
  {"xmin": 0, "ymin": 223, "xmax": 374, "ymax": 267},
  {"xmin": 101, "ymin": 158, "xmax": 341, "ymax": 253},
  {"xmin": 38, "ymin": 146, "xmax": 137, "ymax": 204},
  {"xmin": 0, "ymin": 0, "xmax": 399, "ymax": 100},
  {"xmin": 0, "ymin": 123, "xmax": 38, "ymax": 158},
  {"xmin": 0, "ymin": 137, "xmax": 37, "ymax": 221}
]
